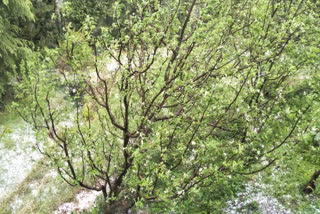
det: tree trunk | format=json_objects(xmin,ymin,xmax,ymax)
[
  {"xmin": 303, "ymin": 170, "xmax": 320, "ymax": 194},
  {"xmin": 105, "ymin": 199, "xmax": 134, "ymax": 214}
]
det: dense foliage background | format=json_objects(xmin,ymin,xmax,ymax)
[{"xmin": 0, "ymin": 0, "xmax": 320, "ymax": 213}]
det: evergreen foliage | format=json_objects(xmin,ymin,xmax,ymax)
[
  {"xmin": 0, "ymin": 0, "xmax": 33, "ymax": 104},
  {"xmin": 20, "ymin": 0, "xmax": 61, "ymax": 48}
]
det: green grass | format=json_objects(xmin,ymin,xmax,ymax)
[
  {"xmin": 258, "ymin": 156, "xmax": 320, "ymax": 213},
  {"xmin": 0, "ymin": 111, "xmax": 26, "ymax": 150},
  {"xmin": 0, "ymin": 108, "xmax": 83, "ymax": 214},
  {"xmin": 0, "ymin": 160, "xmax": 81, "ymax": 214}
]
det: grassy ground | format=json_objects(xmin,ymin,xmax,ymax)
[
  {"xmin": 0, "ymin": 161, "xmax": 81, "ymax": 214},
  {"xmin": 0, "ymin": 111, "xmax": 81, "ymax": 214},
  {"xmin": 261, "ymin": 158, "xmax": 320, "ymax": 213}
]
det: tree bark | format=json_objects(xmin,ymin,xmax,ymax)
[
  {"xmin": 105, "ymin": 200, "xmax": 134, "ymax": 214},
  {"xmin": 303, "ymin": 170, "xmax": 320, "ymax": 194}
]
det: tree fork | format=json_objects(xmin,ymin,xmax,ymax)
[{"xmin": 303, "ymin": 170, "xmax": 320, "ymax": 194}]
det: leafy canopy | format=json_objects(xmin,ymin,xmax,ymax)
[{"xmin": 15, "ymin": 0, "xmax": 320, "ymax": 212}]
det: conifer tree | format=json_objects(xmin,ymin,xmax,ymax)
[{"xmin": 0, "ymin": 0, "xmax": 33, "ymax": 103}]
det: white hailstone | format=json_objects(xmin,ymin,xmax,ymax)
[{"xmin": 265, "ymin": 50, "xmax": 272, "ymax": 57}]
